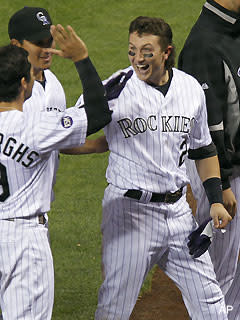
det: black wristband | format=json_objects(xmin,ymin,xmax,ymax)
[
  {"xmin": 74, "ymin": 57, "xmax": 112, "ymax": 135},
  {"xmin": 202, "ymin": 177, "xmax": 223, "ymax": 205}
]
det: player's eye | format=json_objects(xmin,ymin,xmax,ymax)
[
  {"xmin": 143, "ymin": 53, "xmax": 153, "ymax": 58},
  {"xmin": 128, "ymin": 50, "xmax": 136, "ymax": 56},
  {"xmin": 31, "ymin": 37, "xmax": 53, "ymax": 48}
]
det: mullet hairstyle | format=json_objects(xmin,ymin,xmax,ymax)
[
  {"xmin": 129, "ymin": 16, "xmax": 176, "ymax": 70},
  {"xmin": 0, "ymin": 44, "xmax": 31, "ymax": 102}
]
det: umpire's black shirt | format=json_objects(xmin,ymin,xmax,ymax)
[{"xmin": 178, "ymin": 0, "xmax": 240, "ymax": 190}]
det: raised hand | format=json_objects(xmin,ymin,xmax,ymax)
[{"xmin": 48, "ymin": 24, "xmax": 88, "ymax": 62}]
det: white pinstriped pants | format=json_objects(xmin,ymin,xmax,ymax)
[
  {"xmin": 186, "ymin": 160, "xmax": 240, "ymax": 320},
  {"xmin": 95, "ymin": 184, "xmax": 227, "ymax": 320},
  {"xmin": 0, "ymin": 216, "xmax": 54, "ymax": 320}
]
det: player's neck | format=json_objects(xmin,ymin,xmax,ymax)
[
  {"xmin": 147, "ymin": 69, "xmax": 169, "ymax": 87},
  {"xmin": 215, "ymin": 0, "xmax": 240, "ymax": 13},
  {"xmin": 0, "ymin": 93, "xmax": 24, "ymax": 112},
  {"xmin": 0, "ymin": 102, "xmax": 23, "ymax": 112},
  {"xmin": 34, "ymin": 68, "xmax": 45, "ymax": 81}
]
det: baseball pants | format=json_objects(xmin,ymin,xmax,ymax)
[
  {"xmin": 0, "ymin": 216, "xmax": 54, "ymax": 320},
  {"xmin": 186, "ymin": 160, "xmax": 240, "ymax": 296},
  {"xmin": 95, "ymin": 184, "xmax": 227, "ymax": 320}
]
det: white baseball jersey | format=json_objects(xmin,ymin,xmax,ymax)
[
  {"xmin": 103, "ymin": 66, "xmax": 212, "ymax": 193},
  {"xmin": 94, "ymin": 67, "xmax": 228, "ymax": 320},
  {"xmin": 23, "ymin": 69, "xmax": 66, "ymax": 202},
  {"xmin": 0, "ymin": 106, "xmax": 87, "ymax": 219}
]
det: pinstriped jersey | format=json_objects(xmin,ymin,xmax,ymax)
[
  {"xmin": 23, "ymin": 69, "xmax": 66, "ymax": 202},
  {"xmin": 178, "ymin": 0, "xmax": 240, "ymax": 189},
  {"xmin": 103, "ymin": 66, "xmax": 212, "ymax": 193},
  {"xmin": 0, "ymin": 106, "xmax": 87, "ymax": 219}
]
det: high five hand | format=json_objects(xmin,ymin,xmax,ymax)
[{"xmin": 48, "ymin": 24, "xmax": 88, "ymax": 62}]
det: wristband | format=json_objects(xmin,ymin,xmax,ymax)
[{"xmin": 202, "ymin": 177, "xmax": 223, "ymax": 205}]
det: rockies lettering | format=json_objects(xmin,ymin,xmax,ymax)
[{"xmin": 117, "ymin": 115, "xmax": 195, "ymax": 138}]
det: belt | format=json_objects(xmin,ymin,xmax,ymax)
[
  {"xmin": 124, "ymin": 187, "xmax": 183, "ymax": 204},
  {"xmin": 4, "ymin": 214, "xmax": 46, "ymax": 225}
]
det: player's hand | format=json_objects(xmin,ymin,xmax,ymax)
[
  {"xmin": 104, "ymin": 70, "xmax": 133, "ymax": 100},
  {"xmin": 210, "ymin": 203, "xmax": 232, "ymax": 229},
  {"xmin": 222, "ymin": 187, "xmax": 237, "ymax": 218},
  {"xmin": 48, "ymin": 24, "xmax": 88, "ymax": 62}
]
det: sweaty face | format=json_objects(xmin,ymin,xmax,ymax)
[
  {"xmin": 21, "ymin": 37, "xmax": 54, "ymax": 72},
  {"xmin": 128, "ymin": 32, "xmax": 171, "ymax": 86}
]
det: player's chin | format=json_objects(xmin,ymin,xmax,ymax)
[
  {"xmin": 135, "ymin": 71, "xmax": 151, "ymax": 82},
  {"xmin": 134, "ymin": 66, "xmax": 151, "ymax": 82},
  {"xmin": 40, "ymin": 58, "xmax": 52, "ymax": 69}
]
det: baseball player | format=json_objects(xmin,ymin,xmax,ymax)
[
  {"xmin": 0, "ymin": 24, "xmax": 111, "ymax": 320},
  {"xmin": 76, "ymin": 16, "xmax": 232, "ymax": 319},
  {"xmin": 178, "ymin": 0, "xmax": 240, "ymax": 318},
  {"xmin": 8, "ymin": 6, "xmax": 67, "ymax": 206}
]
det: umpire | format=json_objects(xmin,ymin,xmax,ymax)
[{"xmin": 179, "ymin": 0, "xmax": 240, "ymax": 319}]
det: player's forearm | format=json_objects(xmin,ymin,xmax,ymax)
[
  {"xmin": 195, "ymin": 155, "xmax": 220, "ymax": 182},
  {"xmin": 60, "ymin": 136, "xmax": 109, "ymax": 154},
  {"xmin": 210, "ymin": 130, "xmax": 232, "ymax": 190},
  {"xmin": 74, "ymin": 58, "xmax": 112, "ymax": 136},
  {"xmin": 195, "ymin": 155, "xmax": 223, "ymax": 206}
]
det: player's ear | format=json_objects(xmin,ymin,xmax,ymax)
[
  {"xmin": 164, "ymin": 45, "xmax": 173, "ymax": 59},
  {"xmin": 20, "ymin": 77, "xmax": 28, "ymax": 91},
  {"xmin": 10, "ymin": 39, "xmax": 21, "ymax": 47}
]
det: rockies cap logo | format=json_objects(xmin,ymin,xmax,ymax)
[
  {"xmin": 238, "ymin": 67, "xmax": 240, "ymax": 77},
  {"xmin": 61, "ymin": 116, "xmax": 73, "ymax": 128},
  {"xmin": 36, "ymin": 11, "xmax": 50, "ymax": 25}
]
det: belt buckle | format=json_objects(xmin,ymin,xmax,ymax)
[
  {"xmin": 165, "ymin": 189, "xmax": 181, "ymax": 204},
  {"xmin": 164, "ymin": 193, "xmax": 175, "ymax": 204},
  {"xmin": 38, "ymin": 215, "xmax": 46, "ymax": 225}
]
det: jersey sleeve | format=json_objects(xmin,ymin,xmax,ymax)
[
  {"xmin": 188, "ymin": 87, "xmax": 216, "ymax": 159},
  {"xmin": 33, "ymin": 106, "xmax": 88, "ymax": 154},
  {"xmin": 179, "ymin": 42, "xmax": 232, "ymax": 189}
]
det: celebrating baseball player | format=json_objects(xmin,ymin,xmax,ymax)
[
  {"xmin": 178, "ymin": 0, "xmax": 240, "ymax": 318},
  {"xmin": 8, "ymin": 7, "xmax": 67, "ymax": 205},
  {"xmin": 0, "ymin": 23, "xmax": 111, "ymax": 320},
  {"xmin": 76, "ymin": 16, "xmax": 233, "ymax": 319}
]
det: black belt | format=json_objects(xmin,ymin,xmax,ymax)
[
  {"xmin": 124, "ymin": 187, "xmax": 183, "ymax": 204},
  {"xmin": 4, "ymin": 214, "xmax": 46, "ymax": 225}
]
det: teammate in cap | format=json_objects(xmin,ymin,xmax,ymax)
[
  {"xmin": 75, "ymin": 16, "xmax": 232, "ymax": 319},
  {"xmin": 8, "ymin": 6, "xmax": 66, "ymax": 213},
  {"xmin": 178, "ymin": 1, "xmax": 240, "ymax": 318},
  {"xmin": 0, "ymin": 24, "xmax": 111, "ymax": 320}
]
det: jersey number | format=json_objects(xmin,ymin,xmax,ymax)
[
  {"xmin": 178, "ymin": 138, "xmax": 188, "ymax": 167},
  {"xmin": 0, "ymin": 163, "xmax": 10, "ymax": 202}
]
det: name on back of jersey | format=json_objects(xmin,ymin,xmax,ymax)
[{"xmin": 0, "ymin": 132, "xmax": 39, "ymax": 167}]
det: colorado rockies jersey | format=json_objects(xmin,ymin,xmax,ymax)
[
  {"xmin": 102, "ymin": 66, "xmax": 214, "ymax": 193},
  {"xmin": 178, "ymin": 0, "xmax": 240, "ymax": 189},
  {"xmin": 24, "ymin": 69, "xmax": 66, "ymax": 202},
  {"xmin": 0, "ymin": 106, "xmax": 87, "ymax": 219}
]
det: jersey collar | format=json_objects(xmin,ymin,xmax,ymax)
[{"xmin": 201, "ymin": 0, "xmax": 240, "ymax": 35}]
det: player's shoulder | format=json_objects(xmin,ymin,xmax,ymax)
[
  {"xmin": 173, "ymin": 68, "xmax": 204, "ymax": 91},
  {"xmin": 44, "ymin": 69, "xmax": 61, "ymax": 83},
  {"xmin": 103, "ymin": 66, "xmax": 133, "ymax": 83},
  {"xmin": 180, "ymin": 25, "xmax": 221, "ymax": 60}
]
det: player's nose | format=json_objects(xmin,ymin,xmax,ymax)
[{"xmin": 135, "ymin": 51, "xmax": 145, "ymax": 61}]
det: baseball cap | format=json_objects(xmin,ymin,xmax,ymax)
[{"xmin": 8, "ymin": 7, "xmax": 52, "ymax": 41}]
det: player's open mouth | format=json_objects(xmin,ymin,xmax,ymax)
[
  {"xmin": 41, "ymin": 55, "xmax": 51, "ymax": 62},
  {"xmin": 136, "ymin": 64, "xmax": 149, "ymax": 72}
]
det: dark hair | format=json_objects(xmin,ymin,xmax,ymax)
[
  {"xmin": 0, "ymin": 44, "xmax": 31, "ymax": 102},
  {"xmin": 129, "ymin": 16, "xmax": 175, "ymax": 69}
]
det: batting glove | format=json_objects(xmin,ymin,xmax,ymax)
[
  {"xmin": 187, "ymin": 217, "xmax": 213, "ymax": 258},
  {"xmin": 104, "ymin": 70, "xmax": 133, "ymax": 100}
]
